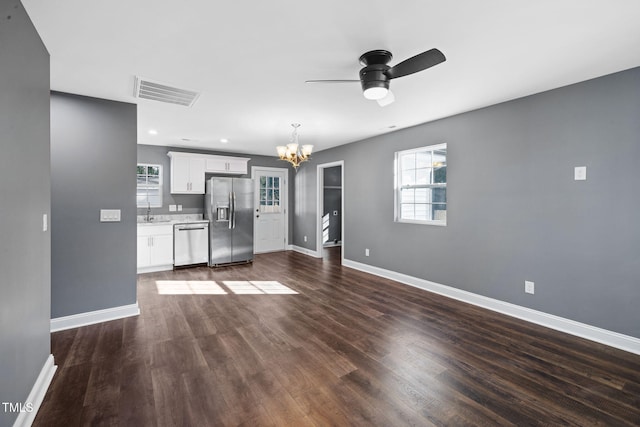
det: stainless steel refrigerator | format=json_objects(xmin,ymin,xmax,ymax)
[{"xmin": 204, "ymin": 177, "xmax": 254, "ymax": 266}]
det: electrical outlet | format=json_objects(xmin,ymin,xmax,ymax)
[
  {"xmin": 574, "ymin": 166, "xmax": 587, "ymax": 181},
  {"xmin": 304, "ymin": 236, "xmax": 307, "ymax": 242},
  {"xmin": 525, "ymin": 280, "xmax": 535, "ymax": 294},
  {"xmin": 177, "ymin": 205, "xmax": 183, "ymax": 212},
  {"xmin": 365, "ymin": 248, "xmax": 370, "ymax": 256}
]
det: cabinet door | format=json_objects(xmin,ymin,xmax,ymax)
[
  {"xmin": 226, "ymin": 158, "xmax": 248, "ymax": 174},
  {"xmin": 205, "ymin": 157, "xmax": 228, "ymax": 173},
  {"xmin": 150, "ymin": 234, "xmax": 174, "ymax": 266},
  {"xmin": 189, "ymin": 157, "xmax": 206, "ymax": 193},
  {"xmin": 137, "ymin": 235, "xmax": 151, "ymax": 268},
  {"xmin": 171, "ymin": 156, "xmax": 191, "ymax": 193}
]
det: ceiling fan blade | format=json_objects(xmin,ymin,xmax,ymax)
[
  {"xmin": 376, "ymin": 90, "xmax": 395, "ymax": 107},
  {"xmin": 305, "ymin": 79, "xmax": 360, "ymax": 83},
  {"xmin": 386, "ymin": 48, "xmax": 446, "ymax": 79}
]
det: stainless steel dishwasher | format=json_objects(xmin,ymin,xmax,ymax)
[{"xmin": 173, "ymin": 222, "xmax": 209, "ymax": 268}]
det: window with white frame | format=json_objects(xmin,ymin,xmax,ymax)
[
  {"xmin": 395, "ymin": 143, "xmax": 447, "ymax": 225},
  {"xmin": 137, "ymin": 163, "xmax": 163, "ymax": 208}
]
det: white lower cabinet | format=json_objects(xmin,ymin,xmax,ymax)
[{"xmin": 137, "ymin": 224, "xmax": 174, "ymax": 272}]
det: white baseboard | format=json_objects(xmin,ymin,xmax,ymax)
[
  {"xmin": 13, "ymin": 354, "xmax": 57, "ymax": 427},
  {"xmin": 50, "ymin": 303, "xmax": 140, "ymax": 332},
  {"xmin": 343, "ymin": 258, "xmax": 640, "ymax": 356},
  {"xmin": 290, "ymin": 245, "xmax": 322, "ymax": 258}
]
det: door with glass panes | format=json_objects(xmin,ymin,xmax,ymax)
[{"xmin": 253, "ymin": 168, "xmax": 287, "ymax": 253}]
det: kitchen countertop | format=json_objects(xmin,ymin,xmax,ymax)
[{"xmin": 137, "ymin": 219, "xmax": 209, "ymax": 226}]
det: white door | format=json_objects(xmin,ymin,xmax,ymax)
[{"xmin": 253, "ymin": 168, "xmax": 287, "ymax": 253}]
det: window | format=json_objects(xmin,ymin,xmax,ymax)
[
  {"xmin": 395, "ymin": 143, "xmax": 447, "ymax": 225},
  {"xmin": 259, "ymin": 175, "xmax": 281, "ymax": 213},
  {"xmin": 137, "ymin": 164, "xmax": 162, "ymax": 208}
]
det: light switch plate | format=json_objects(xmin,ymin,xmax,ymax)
[
  {"xmin": 100, "ymin": 209, "xmax": 121, "ymax": 222},
  {"xmin": 169, "ymin": 204, "xmax": 177, "ymax": 212},
  {"xmin": 525, "ymin": 280, "xmax": 535, "ymax": 294},
  {"xmin": 42, "ymin": 214, "xmax": 48, "ymax": 232},
  {"xmin": 574, "ymin": 166, "xmax": 587, "ymax": 181}
]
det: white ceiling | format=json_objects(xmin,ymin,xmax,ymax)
[{"xmin": 22, "ymin": 0, "xmax": 640, "ymax": 156}]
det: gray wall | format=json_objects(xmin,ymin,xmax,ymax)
[
  {"xmin": 51, "ymin": 92, "xmax": 137, "ymax": 318},
  {"xmin": 0, "ymin": 2, "xmax": 50, "ymax": 425},
  {"xmin": 323, "ymin": 166, "xmax": 342, "ymax": 243},
  {"xmin": 294, "ymin": 67, "xmax": 640, "ymax": 339},
  {"xmin": 137, "ymin": 144, "xmax": 296, "ymax": 242}
]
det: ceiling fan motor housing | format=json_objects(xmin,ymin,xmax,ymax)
[
  {"xmin": 359, "ymin": 64, "xmax": 390, "ymax": 96},
  {"xmin": 358, "ymin": 50, "xmax": 393, "ymax": 99}
]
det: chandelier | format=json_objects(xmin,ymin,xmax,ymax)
[{"xmin": 276, "ymin": 123, "xmax": 313, "ymax": 170}]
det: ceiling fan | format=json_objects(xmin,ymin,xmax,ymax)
[{"xmin": 306, "ymin": 48, "xmax": 446, "ymax": 106}]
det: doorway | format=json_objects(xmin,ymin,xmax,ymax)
[
  {"xmin": 252, "ymin": 166, "xmax": 288, "ymax": 253},
  {"xmin": 316, "ymin": 161, "xmax": 344, "ymax": 263}
]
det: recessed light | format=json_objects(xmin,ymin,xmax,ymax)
[
  {"xmin": 220, "ymin": 138, "xmax": 229, "ymax": 144},
  {"xmin": 148, "ymin": 129, "xmax": 158, "ymax": 135}
]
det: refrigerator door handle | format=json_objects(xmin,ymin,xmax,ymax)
[
  {"xmin": 229, "ymin": 192, "xmax": 233, "ymax": 229},
  {"xmin": 232, "ymin": 191, "xmax": 237, "ymax": 229}
]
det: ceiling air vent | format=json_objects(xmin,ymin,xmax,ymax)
[{"xmin": 134, "ymin": 76, "xmax": 200, "ymax": 107}]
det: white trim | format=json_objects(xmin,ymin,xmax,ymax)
[
  {"xmin": 13, "ymin": 354, "xmax": 57, "ymax": 427},
  {"xmin": 291, "ymin": 245, "xmax": 322, "ymax": 258},
  {"xmin": 251, "ymin": 166, "xmax": 289, "ymax": 253},
  {"xmin": 50, "ymin": 303, "xmax": 140, "ymax": 332},
  {"xmin": 316, "ymin": 161, "xmax": 345, "ymax": 266},
  {"xmin": 342, "ymin": 258, "xmax": 640, "ymax": 356},
  {"xmin": 396, "ymin": 218, "xmax": 447, "ymax": 226}
]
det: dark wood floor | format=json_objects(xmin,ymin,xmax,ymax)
[{"xmin": 35, "ymin": 248, "xmax": 640, "ymax": 426}]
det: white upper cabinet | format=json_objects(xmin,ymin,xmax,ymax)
[
  {"xmin": 205, "ymin": 156, "xmax": 249, "ymax": 174},
  {"xmin": 168, "ymin": 153, "xmax": 205, "ymax": 194},
  {"xmin": 168, "ymin": 151, "xmax": 250, "ymax": 194}
]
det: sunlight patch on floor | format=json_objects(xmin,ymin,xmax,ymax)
[
  {"xmin": 222, "ymin": 280, "xmax": 299, "ymax": 295},
  {"xmin": 156, "ymin": 280, "xmax": 228, "ymax": 295},
  {"xmin": 155, "ymin": 280, "xmax": 298, "ymax": 295}
]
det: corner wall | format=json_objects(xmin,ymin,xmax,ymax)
[
  {"xmin": 51, "ymin": 92, "xmax": 137, "ymax": 318},
  {"xmin": 295, "ymin": 67, "xmax": 640, "ymax": 339},
  {"xmin": 0, "ymin": 2, "xmax": 51, "ymax": 425}
]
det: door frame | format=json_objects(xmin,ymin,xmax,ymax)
[
  {"xmin": 316, "ymin": 161, "xmax": 345, "ymax": 265},
  {"xmin": 251, "ymin": 166, "xmax": 289, "ymax": 253}
]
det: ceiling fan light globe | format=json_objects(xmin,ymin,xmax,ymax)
[{"xmin": 363, "ymin": 86, "xmax": 388, "ymax": 100}]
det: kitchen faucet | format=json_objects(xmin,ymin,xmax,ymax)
[{"xmin": 146, "ymin": 202, "xmax": 152, "ymax": 222}]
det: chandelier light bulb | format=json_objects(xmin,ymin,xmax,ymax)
[{"xmin": 275, "ymin": 123, "xmax": 312, "ymax": 170}]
